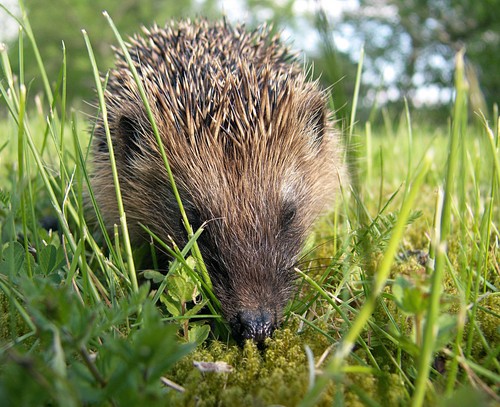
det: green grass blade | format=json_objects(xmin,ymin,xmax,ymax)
[
  {"xmin": 299, "ymin": 151, "xmax": 432, "ymax": 407},
  {"xmin": 101, "ymin": 12, "xmax": 212, "ymax": 290},
  {"xmin": 82, "ymin": 29, "xmax": 139, "ymax": 294},
  {"xmin": 411, "ymin": 49, "xmax": 467, "ymax": 407}
]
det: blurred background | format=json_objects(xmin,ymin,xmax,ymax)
[{"xmin": 1, "ymin": 0, "xmax": 499, "ymax": 125}]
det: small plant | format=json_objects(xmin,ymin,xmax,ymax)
[{"xmin": 1, "ymin": 273, "xmax": 194, "ymax": 405}]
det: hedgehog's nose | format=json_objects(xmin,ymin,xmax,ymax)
[{"xmin": 233, "ymin": 309, "xmax": 275, "ymax": 344}]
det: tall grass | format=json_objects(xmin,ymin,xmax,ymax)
[{"xmin": 0, "ymin": 7, "xmax": 499, "ymax": 407}]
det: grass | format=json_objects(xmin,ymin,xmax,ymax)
[{"xmin": 1, "ymin": 7, "xmax": 499, "ymax": 407}]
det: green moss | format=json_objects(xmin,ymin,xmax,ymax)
[
  {"xmin": 168, "ymin": 323, "xmax": 412, "ymax": 406},
  {"xmin": 170, "ymin": 328, "xmax": 311, "ymax": 406},
  {"xmin": 478, "ymin": 295, "xmax": 500, "ymax": 342},
  {"xmin": 0, "ymin": 291, "xmax": 30, "ymax": 343}
]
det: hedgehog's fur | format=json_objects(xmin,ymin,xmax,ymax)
[{"xmin": 92, "ymin": 19, "xmax": 346, "ymax": 343}]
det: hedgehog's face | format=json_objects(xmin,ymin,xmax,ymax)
[
  {"xmin": 177, "ymin": 127, "xmax": 337, "ymax": 344},
  {"xmin": 94, "ymin": 97, "xmax": 341, "ymax": 346},
  {"xmin": 183, "ymin": 182, "xmax": 308, "ymax": 345}
]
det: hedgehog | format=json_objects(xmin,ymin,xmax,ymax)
[{"xmin": 91, "ymin": 19, "xmax": 346, "ymax": 344}]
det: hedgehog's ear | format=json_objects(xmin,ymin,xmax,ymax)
[
  {"xmin": 308, "ymin": 105, "xmax": 326, "ymax": 148},
  {"xmin": 94, "ymin": 125, "xmax": 109, "ymax": 154},
  {"xmin": 118, "ymin": 115, "xmax": 145, "ymax": 161},
  {"xmin": 299, "ymin": 95, "xmax": 327, "ymax": 150}
]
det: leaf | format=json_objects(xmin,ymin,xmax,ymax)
[
  {"xmin": 435, "ymin": 313, "xmax": 458, "ymax": 351},
  {"xmin": 103, "ymin": 302, "xmax": 194, "ymax": 396},
  {"xmin": 51, "ymin": 328, "xmax": 67, "ymax": 377},
  {"xmin": 188, "ymin": 324, "xmax": 211, "ymax": 345},
  {"xmin": 0, "ymin": 241, "xmax": 33, "ymax": 277},
  {"xmin": 392, "ymin": 275, "xmax": 428, "ymax": 315},
  {"xmin": 142, "ymin": 269, "xmax": 165, "ymax": 284},
  {"xmin": 167, "ymin": 264, "xmax": 198, "ymax": 304},
  {"xmin": 183, "ymin": 299, "xmax": 208, "ymax": 317},
  {"xmin": 38, "ymin": 244, "xmax": 66, "ymax": 275},
  {"xmin": 160, "ymin": 294, "xmax": 182, "ymax": 317}
]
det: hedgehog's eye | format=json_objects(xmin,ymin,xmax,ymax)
[{"xmin": 280, "ymin": 204, "xmax": 297, "ymax": 231}]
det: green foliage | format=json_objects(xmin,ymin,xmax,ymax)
[
  {"xmin": 0, "ymin": 9, "xmax": 215, "ymax": 405},
  {"xmin": 0, "ymin": 238, "xmax": 196, "ymax": 405},
  {"xmin": 158, "ymin": 256, "xmax": 212, "ymax": 344},
  {"xmin": 392, "ymin": 274, "xmax": 429, "ymax": 316}
]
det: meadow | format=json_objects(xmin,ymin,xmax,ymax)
[{"xmin": 0, "ymin": 10, "xmax": 499, "ymax": 407}]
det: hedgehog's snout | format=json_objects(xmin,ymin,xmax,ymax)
[{"xmin": 231, "ymin": 309, "xmax": 276, "ymax": 345}]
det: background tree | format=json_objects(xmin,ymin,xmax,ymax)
[{"xmin": 340, "ymin": 0, "xmax": 500, "ymax": 113}]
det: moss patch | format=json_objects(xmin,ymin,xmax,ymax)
[{"xmin": 168, "ymin": 325, "xmax": 410, "ymax": 406}]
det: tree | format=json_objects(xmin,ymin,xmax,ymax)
[{"xmin": 339, "ymin": 0, "xmax": 500, "ymax": 111}]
